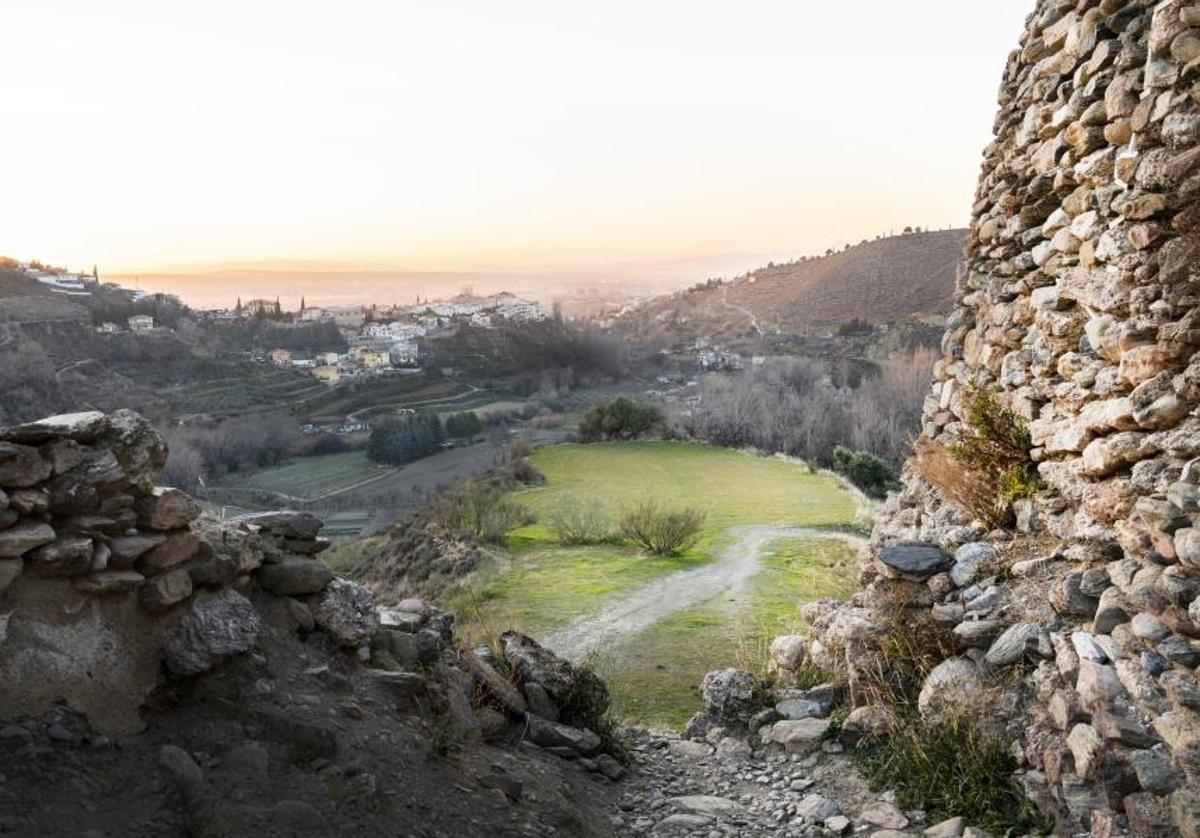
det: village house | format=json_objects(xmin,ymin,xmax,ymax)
[
  {"xmin": 241, "ymin": 299, "xmax": 279, "ymax": 318},
  {"xmin": 32, "ymin": 272, "xmax": 92, "ymax": 296},
  {"xmin": 352, "ymin": 346, "xmax": 390, "ymax": 369},
  {"xmin": 313, "ymin": 365, "xmax": 341, "ymax": 384},
  {"xmin": 127, "ymin": 314, "xmax": 155, "ymax": 332},
  {"xmin": 96, "ymin": 322, "xmax": 121, "ymax": 334},
  {"xmin": 268, "ymin": 348, "xmax": 293, "ymax": 366},
  {"xmin": 332, "ymin": 308, "xmax": 367, "ymax": 328}
]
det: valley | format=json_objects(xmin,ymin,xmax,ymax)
[{"xmin": 441, "ymin": 442, "xmax": 867, "ymax": 726}]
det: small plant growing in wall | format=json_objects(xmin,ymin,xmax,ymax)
[{"xmin": 915, "ymin": 382, "xmax": 1036, "ymax": 528}]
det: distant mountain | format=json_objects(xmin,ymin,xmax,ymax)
[{"xmin": 617, "ymin": 229, "xmax": 966, "ymax": 342}]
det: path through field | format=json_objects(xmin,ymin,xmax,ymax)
[{"xmin": 542, "ymin": 525, "xmax": 866, "ymax": 661}]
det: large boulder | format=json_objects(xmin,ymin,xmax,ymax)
[
  {"xmin": 769, "ymin": 634, "xmax": 806, "ymax": 673},
  {"xmin": 164, "ymin": 589, "xmax": 261, "ymax": 675},
  {"xmin": 0, "ymin": 411, "xmax": 109, "ymax": 444},
  {"xmin": 700, "ymin": 668, "xmax": 758, "ymax": 726},
  {"xmin": 235, "ymin": 511, "xmax": 323, "ymax": 540},
  {"xmin": 257, "ymin": 559, "xmax": 333, "ymax": 596},
  {"xmin": 136, "ymin": 487, "xmax": 201, "ymax": 531},
  {"xmin": 462, "ymin": 651, "xmax": 528, "ymax": 716},
  {"xmin": 101, "ymin": 410, "xmax": 167, "ymax": 491},
  {"xmin": 0, "ymin": 442, "xmax": 52, "ymax": 488},
  {"xmin": 0, "ymin": 576, "xmax": 181, "ymax": 734},
  {"xmin": 522, "ymin": 713, "xmax": 601, "ymax": 755},
  {"xmin": 918, "ymin": 657, "xmax": 983, "ymax": 717},
  {"xmin": 500, "ymin": 630, "xmax": 576, "ymax": 700},
  {"xmin": 880, "ymin": 541, "xmax": 953, "ymax": 577},
  {"xmin": 0, "ymin": 522, "xmax": 56, "ymax": 558},
  {"xmin": 312, "ymin": 578, "xmax": 378, "ymax": 647}
]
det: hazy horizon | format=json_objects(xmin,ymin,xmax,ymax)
[{"xmin": 5, "ymin": 1, "xmax": 1029, "ymax": 285}]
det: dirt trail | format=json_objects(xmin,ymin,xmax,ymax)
[
  {"xmin": 719, "ymin": 285, "xmax": 763, "ymax": 336},
  {"xmin": 542, "ymin": 525, "xmax": 866, "ymax": 661}
]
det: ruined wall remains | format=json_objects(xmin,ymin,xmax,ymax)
[
  {"xmin": 812, "ymin": 1, "xmax": 1200, "ymax": 834},
  {"xmin": 0, "ymin": 410, "xmax": 360, "ymax": 734}
]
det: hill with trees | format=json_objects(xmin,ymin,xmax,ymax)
[{"xmin": 616, "ymin": 228, "xmax": 966, "ymax": 344}]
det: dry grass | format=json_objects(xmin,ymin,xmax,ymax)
[
  {"xmin": 846, "ymin": 583, "xmax": 1050, "ymax": 834},
  {"xmin": 913, "ymin": 384, "xmax": 1037, "ymax": 529},
  {"xmin": 913, "ymin": 437, "xmax": 1007, "ymax": 529}
]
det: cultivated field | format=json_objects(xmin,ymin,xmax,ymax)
[
  {"xmin": 446, "ymin": 441, "xmax": 866, "ymax": 726},
  {"xmin": 218, "ymin": 450, "xmax": 385, "ymax": 500}
]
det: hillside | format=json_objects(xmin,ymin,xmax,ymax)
[
  {"xmin": 617, "ymin": 228, "xmax": 965, "ymax": 343},
  {"xmin": 0, "ymin": 266, "xmax": 91, "ymax": 324}
]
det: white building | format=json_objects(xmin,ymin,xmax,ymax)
[
  {"xmin": 128, "ymin": 315, "xmax": 155, "ymax": 332},
  {"xmin": 32, "ymin": 272, "xmax": 92, "ymax": 296}
]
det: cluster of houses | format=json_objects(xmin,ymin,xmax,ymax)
[
  {"xmin": 263, "ymin": 292, "xmax": 548, "ymax": 385},
  {"xmin": 265, "ymin": 346, "xmax": 408, "ymax": 384},
  {"xmin": 96, "ymin": 314, "xmax": 158, "ymax": 334},
  {"xmin": 12, "ymin": 262, "xmax": 97, "ymax": 297},
  {"xmin": 287, "ymin": 292, "xmax": 548, "ymax": 332}
]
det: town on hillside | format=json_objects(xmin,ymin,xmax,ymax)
[{"xmin": 222, "ymin": 291, "xmax": 550, "ymax": 383}]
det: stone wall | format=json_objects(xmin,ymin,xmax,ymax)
[
  {"xmin": 821, "ymin": 1, "xmax": 1200, "ymax": 834},
  {"xmin": 0, "ymin": 410, "xmax": 349, "ymax": 734}
]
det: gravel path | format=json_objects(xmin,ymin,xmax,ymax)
[{"xmin": 542, "ymin": 525, "xmax": 866, "ymax": 661}]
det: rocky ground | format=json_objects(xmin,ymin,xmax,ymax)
[
  {"xmin": 608, "ymin": 666, "xmax": 997, "ymax": 838},
  {"xmin": 0, "ymin": 598, "xmax": 621, "ymax": 838},
  {"xmin": 0, "ymin": 589, "xmax": 1001, "ymax": 838}
]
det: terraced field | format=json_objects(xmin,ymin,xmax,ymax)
[{"xmin": 218, "ymin": 451, "xmax": 385, "ymax": 500}]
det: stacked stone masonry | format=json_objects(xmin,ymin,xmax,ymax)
[
  {"xmin": 849, "ymin": 1, "xmax": 1200, "ymax": 834},
  {"xmin": 0, "ymin": 410, "xmax": 344, "ymax": 734},
  {"xmin": 0, "ymin": 409, "xmax": 625, "ymax": 798}
]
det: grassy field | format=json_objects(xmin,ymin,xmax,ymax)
[
  {"xmin": 436, "ymin": 399, "xmax": 527, "ymax": 420},
  {"xmin": 221, "ymin": 450, "xmax": 385, "ymax": 499},
  {"xmin": 515, "ymin": 442, "xmax": 856, "ymax": 532},
  {"xmin": 609, "ymin": 537, "xmax": 857, "ymax": 726},
  {"xmin": 445, "ymin": 441, "xmax": 865, "ymax": 726}
]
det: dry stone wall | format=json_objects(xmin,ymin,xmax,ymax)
[
  {"xmin": 817, "ymin": 1, "xmax": 1200, "ymax": 834},
  {"xmin": 0, "ymin": 410, "xmax": 347, "ymax": 734}
]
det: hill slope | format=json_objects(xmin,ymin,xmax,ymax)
[{"xmin": 619, "ymin": 229, "xmax": 966, "ymax": 342}]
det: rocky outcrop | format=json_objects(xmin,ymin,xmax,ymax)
[
  {"xmin": 811, "ymin": 2, "xmax": 1200, "ymax": 834},
  {"xmin": 0, "ymin": 410, "xmax": 351, "ymax": 734}
]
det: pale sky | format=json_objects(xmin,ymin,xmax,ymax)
[{"xmin": 3, "ymin": 1, "xmax": 1032, "ymax": 277}]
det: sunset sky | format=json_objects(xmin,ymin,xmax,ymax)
[{"xmin": 4, "ymin": 1, "xmax": 1031, "ymax": 280}]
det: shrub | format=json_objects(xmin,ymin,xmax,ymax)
[
  {"xmin": 560, "ymin": 663, "xmax": 627, "ymax": 762},
  {"xmin": 427, "ymin": 481, "xmax": 533, "ymax": 542},
  {"xmin": 548, "ymin": 497, "xmax": 613, "ymax": 545},
  {"xmin": 830, "ymin": 446, "xmax": 900, "ymax": 499},
  {"xmin": 367, "ymin": 414, "xmax": 446, "ymax": 465},
  {"xmin": 847, "ymin": 586, "xmax": 1049, "ymax": 834},
  {"xmin": 578, "ymin": 396, "xmax": 663, "ymax": 442},
  {"xmin": 859, "ymin": 714, "xmax": 1046, "ymax": 834},
  {"xmin": 445, "ymin": 410, "xmax": 485, "ymax": 439},
  {"xmin": 915, "ymin": 384, "xmax": 1037, "ymax": 528},
  {"xmin": 617, "ymin": 500, "xmax": 704, "ymax": 555}
]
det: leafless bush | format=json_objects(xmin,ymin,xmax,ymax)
[
  {"xmin": 160, "ymin": 417, "xmax": 301, "ymax": 490},
  {"xmin": 617, "ymin": 500, "xmax": 704, "ymax": 555},
  {"xmin": 548, "ymin": 496, "xmax": 613, "ymax": 545},
  {"xmin": 427, "ymin": 481, "xmax": 533, "ymax": 542},
  {"xmin": 682, "ymin": 349, "xmax": 935, "ymax": 467}
]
